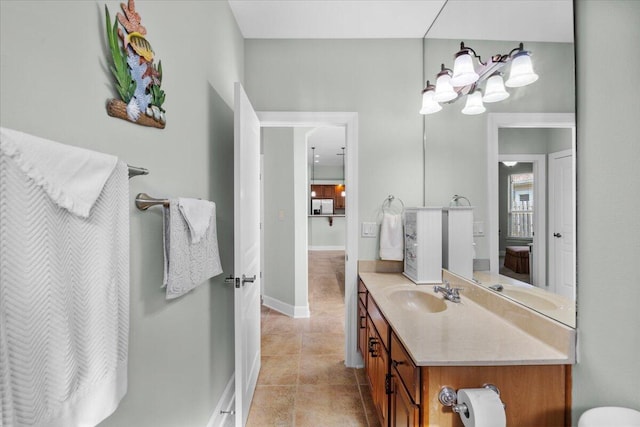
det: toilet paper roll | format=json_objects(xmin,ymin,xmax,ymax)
[{"xmin": 457, "ymin": 388, "xmax": 506, "ymax": 427}]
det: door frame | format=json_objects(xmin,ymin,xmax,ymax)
[
  {"xmin": 257, "ymin": 111, "xmax": 361, "ymax": 368},
  {"xmin": 497, "ymin": 154, "xmax": 546, "ymax": 286},
  {"xmin": 487, "ymin": 113, "xmax": 575, "ymax": 281}
]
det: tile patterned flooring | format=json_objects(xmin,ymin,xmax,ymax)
[{"xmin": 247, "ymin": 251, "xmax": 380, "ymax": 427}]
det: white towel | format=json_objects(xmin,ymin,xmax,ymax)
[
  {"xmin": 177, "ymin": 198, "xmax": 215, "ymax": 244},
  {"xmin": 0, "ymin": 127, "xmax": 118, "ymax": 218},
  {"xmin": 0, "ymin": 147, "xmax": 129, "ymax": 427},
  {"xmin": 163, "ymin": 199, "xmax": 223, "ymax": 299},
  {"xmin": 380, "ymin": 212, "xmax": 404, "ymax": 261}
]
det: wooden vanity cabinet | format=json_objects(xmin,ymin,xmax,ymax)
[{"xmin": 358, "ymin": 278, "xmax": 572, "ymax": 427}]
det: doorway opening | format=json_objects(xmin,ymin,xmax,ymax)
[{"xmin": 258, "ymin": 112, "xmax": 361, "ymax": 368}]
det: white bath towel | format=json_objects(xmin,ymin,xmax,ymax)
[
  {"xmin": 380, "ymin": 212, "xmax": 404, "ymax": 261},
  {"xmin": 177, "ymin": 198, "xmax": 215, "ymax": 244},
  {"xmin": 0, "ymin": 127, "xmax": 118, "ymax": 218},
  {"xmin": 0, "ymin": 141, "xmax": 129, "ymax": 427},
  {"xmin": 163, "ymin": 199, "xmax": 223, "ymax": 299}
]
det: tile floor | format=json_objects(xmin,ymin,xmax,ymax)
[{"xmin": 246, "ymin": 250, "xmax": 380, "ymax": 427}]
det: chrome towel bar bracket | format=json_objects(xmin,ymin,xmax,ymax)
[
  {"xmin": 128, "ymin": 165, "xmax": 149, "ymax": 179},
  {"xmin": 135, "ymin": 193, "xmax": 169, "ymax": 210}
]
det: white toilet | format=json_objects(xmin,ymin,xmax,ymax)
[{"xmin": 578, "ymin": 407, "xmax": 640, "ymax": 427}]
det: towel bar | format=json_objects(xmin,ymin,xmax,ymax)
[
  {"xmin": 128, "ymin": 165, "xmax": 149, "ymax": 179},
  {"xmin": 135, "ymin": 193, "xmax": 169, "ymax": 210},
  {"xmin": 382, "ymin": 194, "xmax": 405, "ymax": 213}
]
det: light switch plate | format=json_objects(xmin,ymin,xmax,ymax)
[
  {"xmin": 473, "ymin": 221, "xmax": 484, "ymax": 236},
  {"xmin": 361, "ymin": 222, "xmax": 377, "ymax": 238}
]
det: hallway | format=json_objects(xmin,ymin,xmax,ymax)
[{"xmin": 246, "ymin": 250, "xmax": 379, "ymax": 426}]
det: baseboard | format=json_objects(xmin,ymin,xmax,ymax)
[
  {"xmin": 262, "ymin": 295, "xmax": 310, "ymax": 318},
  {"xmin": 308, "ymin": 246, "xmax": 345, "ymax": 251},
  {"xmin": 206, "ymin": 373, "xmax": 235, "ymax": 427}
]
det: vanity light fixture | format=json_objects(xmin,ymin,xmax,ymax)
[
  {"xmin": 310, "ymin": 146, "xmax": 317, "ymax": 197},
  {"xmin": 420, "ymin": 42, "xmax": 538, "ymax": 115},
  {"xmin": 502, "ymin": 161, "xmax": 518, "ymax": 167},
  {"xmin": 433, "ymin": 65, "xmax": 458, "ymax": 103},
  {"xmin": 420, "ymin": 80, "xmax": 442, "ymax": 114},
  {"xmin": 461, "ymin": 89, "xmax": 486, "ymax": 115}
]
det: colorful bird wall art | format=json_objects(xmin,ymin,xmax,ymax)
[{"xmin": 105, "ymin": 0, "xmax": 166, "ymax": 129}]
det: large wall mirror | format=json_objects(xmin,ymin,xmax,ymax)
[{"xmin": 422, "ymin": 1, "xmax": 576, "ymax": 327}]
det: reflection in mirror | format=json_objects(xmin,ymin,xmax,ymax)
[
  {"xmin": 307, "ymin": 127, "xmax": 346, "ymax": 216},
  {"xmin": 422, "ymin": 1, "xmax": 576, "ymax": 327}
]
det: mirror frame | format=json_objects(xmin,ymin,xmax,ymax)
[{"xmin": 486, "ymin": 113, "xmax": 576, "ymax": 299}]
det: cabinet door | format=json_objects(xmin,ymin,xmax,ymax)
[
  {"xmin": 366, "ymin": 320, "xmax": 389, "ymax": 427},
  {"xmin": 375, "ymin": 343, "xmax": 389, "ymax": 427},
  {"xmin": 357, "ymin": 301, "xmax": 367, "ymax": 359},
  {"xmin": 335, "ymin": 185, "xmax": 346, "ymax": 209},
  {"xmin": 390, "ymin": 373, "xmax": 419, "ymax": 427}
]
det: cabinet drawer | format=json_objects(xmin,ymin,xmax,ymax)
[
  {"xmin": 391, "ymin": 332, "xmax": 420, "ymax": 403},
  {"xmin": 358, "ymin": 279, "xmax": 367, "ymax": 307},
  {"xmin": 367, "ymin": 294, "xmax": 389, "ymax": 351}
]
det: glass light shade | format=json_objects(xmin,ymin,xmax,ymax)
[
  {"xmin": 461, "ymin": 91, "xmax": 486, "ymax": 115},
  {"xmin": 505, "ymin": 51, "xmax": 539, "ymax": 87},
  {"xmin": 311, "ymin": 190, "xmax": 316, "ymax": 197},
  {"xmin": 419, "ymin": 88, "xmax": 442, "ymax": 115},
  {"xmin": 341, "ymin": 190, "xmax": 346, "ymax": 197},
  {"xmin": 433, "ymin": 73, "xmax": 458, "ymax": 103},
  {"xmin": 502, "ymin": 161, "xmax": 518, "ymax": 167},
  {"xmin": 451, "ymin": 52, "xmax": 479, "ymax": 87},
  {"xmin": 483, "ymin": 74, "xmax": 510, "ymax": 103}
]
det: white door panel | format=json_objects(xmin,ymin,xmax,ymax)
[
  {"xmin": 549, "ymin": 151, "xmax": 574, "ymax": 300},
  {"xmin": 234, "ymin": 82, "xmax": 261, "ymax": 427}
]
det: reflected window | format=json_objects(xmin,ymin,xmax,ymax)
[{"xmin": 508, "ymin": 173, "xmax": 534, "ymax": 238}]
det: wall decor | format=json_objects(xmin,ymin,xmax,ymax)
[{"xmin": 105, "ymin": 0, "xmax": 166, "ymax": 129}]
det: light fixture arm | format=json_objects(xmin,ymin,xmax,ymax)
[{"xmin": 459, "ymin": 41, "xmax": 486, "ymax": 67}]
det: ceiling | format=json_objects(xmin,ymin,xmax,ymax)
[
  {"xmin": 307, "ymin": 127, "xmax": 346, "ymax": 168},
  {"xmin": 231, "ymin": 0, "xmax": 574, "ymax": 166},
  {"xmin": 229, "ymin": 0, "xmax": 574, "ymax": 42}
]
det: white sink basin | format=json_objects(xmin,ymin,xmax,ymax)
[
  {"xmin": 578, "ymin": 406, "xmax": 640, "ymax": 426},
  {"xmin": 387, "ymin": 289, "xmax": 447, "ymax": 313}
]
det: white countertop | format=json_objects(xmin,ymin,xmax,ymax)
[{"xmin": 359, "ymin": 272, "xmax": 575, "ymax": 366}]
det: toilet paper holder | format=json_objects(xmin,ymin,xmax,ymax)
[{"xmin": 438, "ymin": 384, "xmax": 504, "ymax": 415}]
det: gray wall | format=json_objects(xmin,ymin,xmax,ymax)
[
  {"xmin": 573, "ymin": 0, "xmax": 640, "ymax": 420},
  {"xmin": 499, "ymin": 128, "xmax": 572, "ymax": 155},
  {"xmin": 263, "ymin": 128, "xmax": 296, "ymax": 305},
  {"xmin": 308, "ymin": 216, "xmax": 346, "ymax": 248},
  {"xmin": 424, "ymin": 40, "xmax": 575, "ymax": 262},
  {"xmin": 245, "ymin": 39, "xmax": 425, "ymax": 260},
  {"xmin": 0, "ymin": 1, "xmax": 244, "ymax": 426}
]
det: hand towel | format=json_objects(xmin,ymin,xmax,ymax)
[
  {"xmin": 177, "ymin": 198, "xmax": 215, "ymax": 244},
  {"xmin": 0, "ymin": 150, "xmax": 129, "ymax": 427},
  {"xmin": 0, "ymin": 127, "xmax": 118, "ymax": 218},
  {"xmin": 163, "ymin": 199, "xmax": 223, "ymax": 299},
  {"xmin": 380, "ymin": 212, "xmax": 404, "ymax": 261}
]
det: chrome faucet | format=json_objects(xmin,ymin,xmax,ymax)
[{"xmin": 434, "ymin": 280, "xmax": 463, "ymax": 303}]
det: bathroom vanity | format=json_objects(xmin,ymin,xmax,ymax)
[{"xmin": 358, "ymin": 262, "xmax": 575, "ymax": 427}]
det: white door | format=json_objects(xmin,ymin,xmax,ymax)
[
  {"xmin": 549, "ymin": 150, "xmax": 574, "ymax": 299},
  {"xmin": 234, "ymin": 82, "xmax": 261, "ymax": 427}
]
